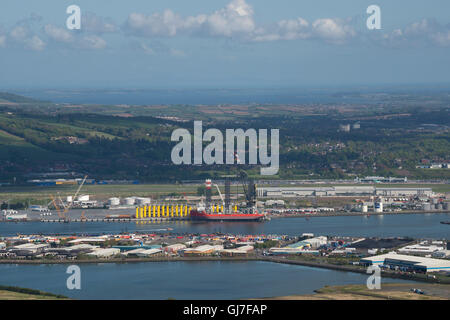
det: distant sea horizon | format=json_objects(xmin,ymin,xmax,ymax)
[{"xmin": 6, "ymin": 84, "xmax": 450, "ymax": 106}]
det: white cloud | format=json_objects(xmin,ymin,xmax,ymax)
[
  {"xmin": 201, "ymin": 0, "xmax": 255, "ymax": 37},
  {"xmin": 10, "ymin": 25, "xmax": 29, "ymax": 41},
  {"xmin": 312, "ymin": 18, "xmax": 356, "ymax": 44},
  {"xmin": 124, "ymin": 0, "xmax": 255, "ymax": 39},
  {"xmin": 252, "ymin": 17, "xmax": 356, "ymax": 44},
  {"xmin": 0, "ymin": 34, "xmax": 6, "ymax": 47},
  {"xmin": 431, "ymin": 30, "xmax": 450, "ymax": 47},
  {"xmin": 44, "ymin": 24, "xmax": 73, "ymax": 43},
  {"xmin": 252, "ymin": 18, "xmax": 310, "ymax": 42},
  {"xmin": 81, "ymin": 35, "xmax": 107, "ymax": 49},
  {"xmin": 1, "ymin": 2, "xmax": 449, "ymax": 52},
  {"xmin": 124, "ymin": 1, "xmax": 358, "ymax": 45},
  {"xmin": 25, "ymin": 35, "xmax": 45, "ymax": 51},
  {"xmin": 82, "ymin": 12, "xmax": 118, "ymax": 34},
  {"xmin": 9, "ymin": 24, "xmax": 46, "ymax": 51},
  {"xmin": 125, "ymin": 10, "xmax": 183, "ymax": 37},
  {"xmin": 380, "ymin": 18, "xmax": 450, "ymax": 47}
]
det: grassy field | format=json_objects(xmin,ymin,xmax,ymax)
[
  {"xmin": 0, "ymin": 183, "xmax": 205, "ymax": 203},
  {"xmin": 0, "ymin": 285, "xmax": 67, "ymax": 300},
  {"xmin": 261, "ymin": 283, "xmax": 450, "ymax": 300}
]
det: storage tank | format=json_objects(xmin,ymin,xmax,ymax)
[
  {"xmin": 435, "ymin": 203, "xmax": 443, "ymax": 210},
  {"xmin": 443, "ymin": 202, "xmax": 449, "ymax": 210},
  {"xmin": 135, "ymin": 197, "xmax": 151, "ymax": 205},
  {"xmin": 422, "ymin": 203, "xmax": 432, "ymax": 211},
  {"xmin": 124, "ymin": 197, "xmax": 135, "ymax": 205},
  {"xmin": 108, "ymin": 197, "xmax": 120, "ymax": 206},
  {"xmin": 66, "ymin": 196, "xmax": 73, "ymax": 202},
  {"xmin": 362, "ymin": 205, "xmax": 368, "ymax": 213},
  {"xmin": 374, "ymin": 199, "xmax": 383, "ymax": 213}
]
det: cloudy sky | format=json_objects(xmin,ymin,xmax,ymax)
[{"xmin": 0, "ymin": 0, "xmax": 449, "ymax": 88}]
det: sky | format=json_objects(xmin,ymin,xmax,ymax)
[{"xmin": 0, "ymin": 0, "xmax": 449, "ymax": 89}]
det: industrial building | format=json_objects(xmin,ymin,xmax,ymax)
[
  {"xmin": 68, "ymin": 237, "xmax": 106, "ymax": 244},
  {"xmin": 11, "ymin": 243, "xmax": 49, "ymax": 254},
  {"xmin": 183, "ymin": 245, "xmax": 224, "ymax": 256},
  {"xmin": 398, "ymin": 243, "xmax": 446, "ymax": 256},
  {"xmin": 268, "ymin": 236, "xmax": 327, "ymax": 255},
  {"xmin": 257, "ymin": 186, "xmax": 433, "ymax": 198},
  {"xmin": 164, "ymin": 243, "xmax": 187, "ymax": 253},
  {"xmin": 269, "ymin": 247, "xmax": 320, "ymax": 255},
  {"xmin": 360, "ymin": 253, "xmax": 450, "ymax": 273},
  {"xmin": 122, "ymin": 248, "xmax": 163, "ymax": 257},
  {"xmin": 287, "ymin": 236, "xmax": 327, "ymax": 250},
  {"xmin": 86, "ymin": 248, "xmax": 120, "ymax": 258},
  {"xmin": 220, "ymin": 245, "xmax": 254, "ymax": 256},
  {"xmin": 136, "ymin": 249, "xmax": 163, "ymax": 257}
]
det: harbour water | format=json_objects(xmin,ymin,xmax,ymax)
[
  {"xmin": 0, "ymin": 214, "xmax": 446, "ymax": 299},
  {"xmin": 1, "ymin": 212, "xmax": 449, "ymax": 238},
  {"xmin": 0, "ymin": 261, "xmax": 415, "ymax": 299}
]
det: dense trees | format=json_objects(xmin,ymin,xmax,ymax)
[{"xmin": 0, "ymin": 103, "xmax": 448, "ymax": 182}]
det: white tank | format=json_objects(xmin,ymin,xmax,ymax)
[
  {"xmin": 124, "ymin": 197, "xmax": 135, "ymax": 205},
  {"xmin": 108, "ymin": 197, "xmax": 120, "ymax": 206},
  {"xmin": 374, "ymin": 201, "xmax": 383, "ymax": 213},
  {"xmin": 362, "ymin": 205, "xmax": 368, "ymax": 213},
  {"xmin": 135, "ymin": 197, "xmax": 151, "ymax": 205},
  {"xmin": 66, "ymin": 196, "xmax": 73, "ymax": 202}
]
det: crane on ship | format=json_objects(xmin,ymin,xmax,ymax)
[{"xmin": 239, "ymin": 170, "xmax": 257, "ymax": 209}]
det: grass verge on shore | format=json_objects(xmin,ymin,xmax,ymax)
[
  {"xmin": 257, "ymin": 283, "xmax": 449, "ymax": 300},
  {"xmin": 0, "ymin": 285, "xmax": 68, "ymax": 300}
]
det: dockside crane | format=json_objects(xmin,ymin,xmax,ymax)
[
  {"xmin": 50, "ymin": 195, "xmax": 68, "ymax": 222},
  {"xmin": 61, "ymin": 175, "xmax": 88, "ymax": 220}
]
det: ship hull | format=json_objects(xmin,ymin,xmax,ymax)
[{"xmin": 190, "ymin": 210, "xmax": 265, "ymax": 221}]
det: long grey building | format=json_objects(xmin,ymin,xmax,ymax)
[{"xmin": 257, "ymin": 186, "xmax": 433, "ymax": 198}]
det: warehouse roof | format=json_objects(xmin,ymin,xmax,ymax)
[
  {"xmin": 361, "ymin": 253, "xmax": 450, "ymax": 271},
  {"xmin": 136, "ymin": 248, "xmax": 162, "ymax": 256}
]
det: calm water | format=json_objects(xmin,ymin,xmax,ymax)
[
  {"xmin": 0, "ymin": 261, "xmax": 415, "ymax": 299},
  {"xmin": 1, "ymin": 214, "xmax": 441, "ymax": 299},
  {"xmin": 1, "ymin": 213, "xmax": 449, "ymax": 238}
]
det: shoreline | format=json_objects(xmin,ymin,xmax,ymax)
[
  {"xmin": 1, "ymin": 210, "xmax": 449, "ymax": 223},
  {"xmin": 1, "ymin": 256, "xmax": 448, "ymax": 285},
  {"xmin": 271, "ymin": 210, "xmax": 450, "ymax": 218}
]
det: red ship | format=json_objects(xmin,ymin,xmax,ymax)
[
  {"xmin": 190, "ymin": 177, "xmax": 266, "ymax": 222},
  {"xmin": 190, "ymin": 209, "xmax": 265, "ymax": 221}
]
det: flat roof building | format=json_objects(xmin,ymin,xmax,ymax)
[
  {"xmin": 87, "ymin": 248, "xmax": 120, "ymax": 258},
  {"xmin": 360, "ymin": 253, "xmax": 450, "ymax": 273},
  {"xmin": 257, "ymin": 186, "xmax": 433, "ymax": 198},
  {"xmin": 136, "ymin": 248, "xmax": 163, "ymax": 257}
]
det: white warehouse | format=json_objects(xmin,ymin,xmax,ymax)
[{"xmin": 257, "ymin": 186, "xmax": 433, "ymax": 198}]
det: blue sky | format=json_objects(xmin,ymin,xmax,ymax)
[{"xmin": 0, "ymin": 0, "xmax": 449, "ymax": 88}]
